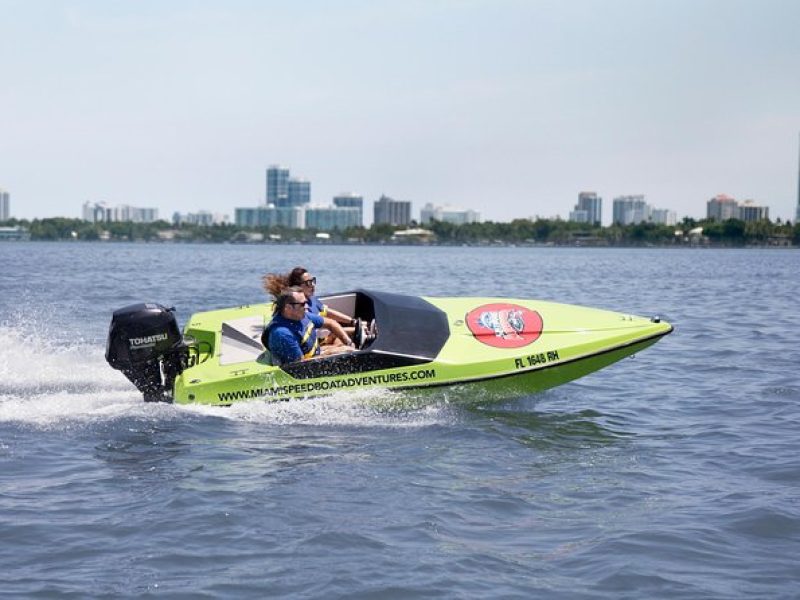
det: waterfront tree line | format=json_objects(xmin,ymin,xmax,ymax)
[{"xmin": 2, "ymin": 216, "xmax": 799, "ymax": 247}]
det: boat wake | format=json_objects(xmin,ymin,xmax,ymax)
[
  {"xmin": 0, "ymin": 324, "xmax": 457, "ymax": 430},
  {"xmin": 182, "ymin": 388, "xmax": 452, "ymax": 428}
]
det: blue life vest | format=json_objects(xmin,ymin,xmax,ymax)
[
  {"xmin": 305, "ymin": 295, "xmax": 328, "ymax": 317},
  {"xmin": 263, "ymin": 313, "xmax": 324, "ymax": 365}
]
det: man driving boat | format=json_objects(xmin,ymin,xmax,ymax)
[{"xmin": 262, "ymin": 288, "xmax": 354, "ymax": 366}]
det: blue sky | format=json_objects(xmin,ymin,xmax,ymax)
[{"xmin": 2, "ymin": 0, "xmax": 799, "ymax": 223}]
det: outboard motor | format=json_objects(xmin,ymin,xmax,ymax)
[{"xmin": 105, "ymin": 303, "xmax": 189, "ymax": 402}]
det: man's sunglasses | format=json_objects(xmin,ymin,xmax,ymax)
[
  {"xmin": 286, "ymin": 301, "xmax": 305, "ymax": 307},
  {"xmin": 300, "ymin": 277, "xmax": 317, "ymax": 286}
]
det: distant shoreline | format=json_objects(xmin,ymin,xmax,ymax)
[
  {"xmin": 3, "ymin": 216, "xmax": 798, "ymax": 247},
  {"xmin": 1, "ymin": 238, "xmax": 796, "ymax": 250}
]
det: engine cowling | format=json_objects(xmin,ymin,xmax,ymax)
[{"xmin": 106, "ymin": 303, "xmax": 187, "ymax": 402}]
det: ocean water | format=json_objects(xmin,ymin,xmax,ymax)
[{"xmin": 0, "ymin": 242, "xmax": 798, "ymax": 599}]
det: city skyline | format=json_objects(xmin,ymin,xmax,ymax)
[
  {"xmin": 0, "ymin": 159, "xmax": 787, "ymax": 228},
  {"xmin": 2, "ymin": 1, "xmax": 799, "ymax": 223},
  {"xmin": 71, "ymin": 186, "xmax": 772, "ymax": 229},
  {"xmin": 0, "ymin": 159, "xmax": 793, "ymax": 226},
  {"xmin": 0, "ymin": 182, "xmax": 783, "ymax": 228}
]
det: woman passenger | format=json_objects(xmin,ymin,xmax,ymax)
[{"xmin": 262, "ymin": 266, "xmax": 359, "ymax": 347}]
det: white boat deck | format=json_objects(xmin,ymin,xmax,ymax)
[{"xmin": 219, "ymin": 315, "xmax": 266, "ymax": 365}]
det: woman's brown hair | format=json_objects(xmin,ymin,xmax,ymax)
[{"xmin": 262, "ymin": 266, "xmax": 308, "ymax": 298}]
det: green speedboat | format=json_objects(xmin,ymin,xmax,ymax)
[{"xmin": 106, "ymin": 290, "xmax": 672, "ymax": 406}]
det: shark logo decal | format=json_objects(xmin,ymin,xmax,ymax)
[{"xmin": 466, "ymin": 303, "xmax": 543, "ymax": 348}]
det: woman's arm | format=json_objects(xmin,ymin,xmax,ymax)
[{"xmin": 325, "ymin": 306, "xmax": 357, "ymax": 326}]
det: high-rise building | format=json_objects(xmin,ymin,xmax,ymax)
[
  {"xmin": 173, "ymin": 211, "xmax": 229, "ymax": 226},
  {"xmin": 83, "ymin": 201, "xmax": 107, "ymax": 222},
  {"xmin": 266, "ymin": 165, "xmax": 290, "ymax": 206},
  {"xmin": 707, "ymin": 194, "xmax": 739, "ymax": 221},
  {"xmin": 612, "ymin": 195, "xmax": 649, "ymax": 225},
  {"xmin": 333, "ymin": 193, "xmax": 363, "ymax": 209},
  {"xmin": 569, "ymin": 192, "xmax": 602, "ymax": 225},
  {"xmin": 333, "ymin": 193, "xmax": 364, "ymax": 227},
  {"xmin": 650, "ymin": 208, "xmax": 678, "ymax": 226},
  {"xmin": 419, "ymin": 203, "xmax": 481, "ymax": 225},
  {"xmin": 82, "ymin": 201, "xmax": 158, "ymax": 223},
  {"xmin": 0, "ymin": 189, "xmax": 9, "ymax": 221},
  {"xmin": 568, "ymin": 208, "xmax": 590, "ymax": 223},
  {"xmin": 373, "ymin": 195, "xmax": 412, "ymax": 226},
  {"xmin": 738, "ymin": 200, "xmax": 769, "ymax": 222},
  {"xmin": 287, "ymin": 178, "xmax": 311, "ymax": 207},
  {"xmin": 305, "ymin": 206, "xmax": 362, "ymax": 231},
  {"xmin": 247, "ymin": 164, "xmax": 369, "ymax": 230},
  {"xmin": 706, "ymin": 195, "xmax": 770, "ymax": 222},
  {"xmin": 266, "ymin": 166, "xmax": 311, "ymax": 208},
  {"xmin": 235, "ymin": 206, "xmax": 305, "ymax": 229}
]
